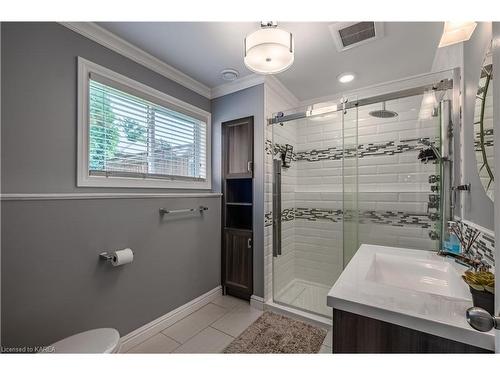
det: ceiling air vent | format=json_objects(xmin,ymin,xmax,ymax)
[{"xmin": 329, "ymin": 22, "xmax": 384, "ymax": 52}]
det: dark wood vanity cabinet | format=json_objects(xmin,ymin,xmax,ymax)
[
  {"xmin": 332, "ymin": 309, "xmax": 492, "ymax": 353},
  {"xmin": 221, "ymin": 116, "xmax": 254, "ymax": 300}
]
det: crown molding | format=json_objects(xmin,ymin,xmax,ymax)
[
  {"xmin": 211, "ymin": 73, "xmax": 300, "ymax": 105},
  {"xmin": 60, "ymin": 22, "xmax": 300, "ymax": 102},
  {"xmin": 59, "ymin": 22, "xmax": 211, "ymax": 99},
  {"xmin": 210, "ymin": 73, "xmax": 266, "ymax": 99},
  {"xmin": 264, "ymin": 75, "xmax": 300, "ymax": 108}
]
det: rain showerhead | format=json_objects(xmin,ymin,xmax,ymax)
[{"xmin": 369, "ymin": 102, "xmax": 398, "ymax": 118}]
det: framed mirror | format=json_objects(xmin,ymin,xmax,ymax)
[{"xmin": 473, "ymin": 43, "xmax": 494, "ymax": 201}]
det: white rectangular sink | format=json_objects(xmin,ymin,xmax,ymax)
[
  {"xmin": 365, "ymin": 252, "xmax": 471, "ymax": 301},
  {"xmin": 327, "ymin": 244, "xmax": 495, "ymax": 351}
]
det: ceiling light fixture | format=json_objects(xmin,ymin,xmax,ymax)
[
  {"xmin": 244, "ymin": 21, "xmax": 294, "ymax": 75},
  {"xmin": 438, "ymin": 22, "xmax": 477, "ymax": 48},
  {"xmin": 337, "ymin": 72, "xmax": 356, "ymax": 83},
  {"xmin": 220, "ymin": 68, "xmax": 239, "ymax": 81}
]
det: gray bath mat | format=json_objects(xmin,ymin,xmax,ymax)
[{"xmin": 223, "ymin": 311, "xmax": 327, "ymax": 353}]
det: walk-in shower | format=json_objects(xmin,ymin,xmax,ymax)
[{"xmin": 267, "ymin": 70, "xmax": 458, "ymax": 319}]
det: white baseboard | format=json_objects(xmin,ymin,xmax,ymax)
[
  {"xmin": 250, "ymin": 295, "xmax": 264, "ymax": 311},
  {"xmin": 118, "ymin": 286, "xmax": 222, "ymax": 353}
]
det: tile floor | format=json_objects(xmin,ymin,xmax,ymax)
[
  {"xmin": 126, "ymin": 294, "xmax": 333, "ymax": 354},
  {"xmin": 276, "ymin": 279, "xmax": 333, "ymax": 317}
]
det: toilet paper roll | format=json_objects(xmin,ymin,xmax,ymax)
[{"xmin": 111, "ymin": 248, "xmax": 134, "ymax": 267}]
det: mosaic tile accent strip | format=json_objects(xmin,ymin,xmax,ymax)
[
  {"xmin": 267, "ymin": 138, "xmax": 437, "ymax": 163},
  {"xmin": 265, "ymin": 139, "xmax": 273, "ymax": 156},
  {"xmin": 264, "ymin": 212, "xmax": 273, "ymax": 227},
  {"xmin": 265, "ymin": 140, "xmax": 297, "ymax": 160},
  {"xmin": 357, "ymin": 210, "xmax": 432, "ymax": 228},
  {"xmin": 459, "ymin": 220, "xmax": 495, "ymax": 267},
  {"xmin": 295, "ymin": 207, "xmax": 342, "ymax": 222},
  {"xmin": 295, "ymin": 137, "xmax": 434, "ymax": 162},
  {"xmin": 474, "ymin": 129, "xmax": 494, "ymax": 150},
  {"xmin": 264, "ymin": 208, "xmax": 296, "ymax": 227},
  {"xmin": 265, "ymin": 208, "xmax": 433, "ymax": 229},
  {"xmin": 281, "ymin": 208, "xmax": 295, "ymax": 222}
]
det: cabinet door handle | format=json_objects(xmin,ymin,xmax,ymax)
[
  {"xmin": 247, "ymin": 238, "xmax": 252, "ymax": 249},
  {"xmin": 247, "ymin": 161, "xmax": 253, "ymax": 173},
  {"xmin": 466, "ymin": 307, "xmax": 500, "ymax": 332}
]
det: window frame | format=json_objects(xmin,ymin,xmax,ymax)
[{"xmin": 77, "ymin": 57, "xmax": 212, "ymax": 189}]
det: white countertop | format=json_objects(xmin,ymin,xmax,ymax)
[{"xmin": 327, "ymin": 244, "xmax": 495, "ymax": 351}]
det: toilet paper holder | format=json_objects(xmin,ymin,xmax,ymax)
[
  {"xmin": 99, "ymin": 252, "xmax": 114, "ymax": 262},
  {"xmin": 99, "ymin": 248, "xmax": 134, "ymax": 267}
]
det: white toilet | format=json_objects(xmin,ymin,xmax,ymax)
[{"xmin": 49, "ymin": 328, "xmax": 120, "ymax": 353}]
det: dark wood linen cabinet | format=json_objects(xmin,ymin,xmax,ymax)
[{"xmin": 221, "ymin": 116, "xmax": 254, "ymax": 300}]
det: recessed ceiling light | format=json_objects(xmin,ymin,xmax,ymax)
[
  {"xmin": 221, "ymin": 69, "xmax": 239, "ymax": 81},
  {"xmin": 337, "ymin": 72, "xmax": 356, "ymax": 83}
]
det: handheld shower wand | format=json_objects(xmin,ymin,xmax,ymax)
[{"xmin": 418, "ymin": 138, "xmax": 448, "ymax": 162}]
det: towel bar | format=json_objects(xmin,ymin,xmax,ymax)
[{"xmin": 159, "ymin": 206, "xmax": 208, "ymax": 216}]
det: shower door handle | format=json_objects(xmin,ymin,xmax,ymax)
[{"xmin": 273, "ymin": 159, "xmax": 282, "ymax": 257}]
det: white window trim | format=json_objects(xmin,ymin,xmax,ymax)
[{"xmin": 77, "ymin": 57, "xmax": 212, "ymax": 189}]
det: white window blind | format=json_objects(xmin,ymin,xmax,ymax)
[{"xmin": 88, "ymin": 78, "xmax": 207, "ymax": 181}]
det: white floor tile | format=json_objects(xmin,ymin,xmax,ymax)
[
  {"xmin": 210, "ymin": 304, "xmax": 263, "ymax": 338},
  {"xmin": 162, "ymin": 303, "xmax": 227, "ymax": 343},
  {"xmin": 276, "ymin": 279, "xmax": 332, "ymax": 317},
  {"xmin": 211, "ymin": 294, "xmax": 249, "ymax": 310},
  {"xmin": 126, "ymin": 334, "xmax": 179, "ymax": 353},
  {"xmin": 173, "ymin": 327, "xmax": 234, "ymax": 353},
  {"xmin": 322, "ymin": 329, "xmax": 332, "ymax": 348}
]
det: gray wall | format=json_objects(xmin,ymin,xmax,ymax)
[
  {"xmin": 1, "ymin": 197, "xmax": 221, "ymax": 348},
  {"xmin": 461, "ymin": 22, "xmax": 494, "ymax": 230},
  {"xmin": 211, "ymin": 85, "xmax": 265, "ymax": 298},
  {"xmin": 1, "ymin": 23, "xmax": 221, "ymax": 348},
  {"xmin": 1, "ymin": 22, "xmax": 210, "ymax": 194}
]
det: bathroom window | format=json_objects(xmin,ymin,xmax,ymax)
[{"xmin": 77, "ymin": 57, "xmax": 211, "ymax": 189}]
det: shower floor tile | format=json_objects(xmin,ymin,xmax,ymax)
[{"xmin": 276, "ymin": 279, "xmax": 332, "ymax": 317}]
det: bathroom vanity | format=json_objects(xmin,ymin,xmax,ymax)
[{"xmin": 327, "ymin": 244, "xmax": 494, "ymax": 353}]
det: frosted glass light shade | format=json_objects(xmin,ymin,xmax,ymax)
[{"xmin": 244, "ymin": 27, "xmax": 294, "ymax": 74}]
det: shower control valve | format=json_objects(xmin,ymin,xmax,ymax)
[
  {"xmin": 427, "ymin": 201, "xmax": 439, "ymax": 210},
  {"xmin": 428, "ymin": 194, "xmax": 440, "ymax": 204},
  {"xmin": 428, "ymin": 175, "xmax": 440, "ymax": 184},
  {"xmin": 428, "ymin": 212, "xmax": 439, "ymax": 221},
  {"xmin": 428, "ymin": 231, "xmax": 440, "ymax": 240}
]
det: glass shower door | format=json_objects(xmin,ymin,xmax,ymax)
[{"xmin": 272, "ymin": 106, "xmax": 345, "ymax": 318}]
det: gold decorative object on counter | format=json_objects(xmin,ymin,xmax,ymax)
[{"xmin": 462, "ymin": 270, "xmax": 495, "ymax": 294}]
